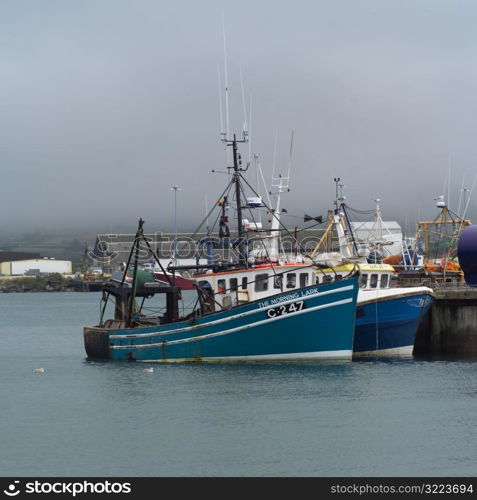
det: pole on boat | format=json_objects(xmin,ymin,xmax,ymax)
[
  {"xmin": 171, "ymin": 185, "xmax": 181, "ymax": 267},
  {"xmin": 333, "ymin": 177, "xmax": 360, "ymax": 257},
  {"xmin": 127, "ymin": 218, "xmax": 144, "ymax": 327},
  {"xmin": 221, "ymin": 133, "xmax": 248, "ymax": 266},
  {"xmin": 232, "ymin": 134, "xmax": 246, "ymax": 265}
]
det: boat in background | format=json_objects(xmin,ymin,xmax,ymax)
[
  {"xmin": 152, "ymin": 269, "xmax": 195, "ymax": 290},
  {"xmin": 315, "ymin": 262, "xmax": 434, "ymax": 357},
  {"xmin": 134, "ymin": 260, "xmax": 196, "ymax": 290},
  {"xmin": 310, "ymin": 179, "xmax": 434, "ymax": 357},
  {"xmin": 383, "ymin": 195, "xmax": 471, "ymax": 288}
]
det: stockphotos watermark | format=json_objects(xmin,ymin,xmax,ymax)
[
  {"xmin": 2, "ymin": 480, "xmax": 132, "ymax": 497},
  {"xmin": 87, "ymin": 233, "xmax": 345, "ymax": 267}
]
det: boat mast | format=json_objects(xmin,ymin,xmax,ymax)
[
  {"xmin": 218, "ymin": 26, "xmax": 248, "ymax": 266},
  {"xmin": 228, "ymin": 134, "xmax": 247, "ymax": 265},
  {"xmin": 127, "ymin": 218, "xmax": 144, "ymax": 327},
  {"xmin": 269, "ymin": 175, "xmax": 285, "ymax": 261},
  {"xmin": 268, "ymin": 132, "xmax": 293, "ymax": 262},
  {"xmin": 333, "ymin": 178, "xmax": 356, "ymax": 258},
  {"xmin": 371, "ymin": 198, "xmax": 389, "ymax": 254},
  {"xmin": 171, "ymin": 184, "xmax": 181, "ymax": 267}
]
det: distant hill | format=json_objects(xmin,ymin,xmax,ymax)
[{"xmin": 0, "ymin": 231, "xmax": 97, "ymax": 270}]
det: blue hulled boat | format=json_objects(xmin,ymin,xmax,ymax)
[
  {"xmin": 312, "ymin": 263, "xmax": 434, "ymax": 357},
  {"xmin": 83, "ymin": 257, "xmax": 359, "ymax": 362},
  {"xmin": 353, "ymin": 278, "xmax": 434, "ymax": 356}
]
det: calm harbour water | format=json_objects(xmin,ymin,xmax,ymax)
[{"xmin": 0, "ymin": 291, "xmax": 476, "ymax": 477}]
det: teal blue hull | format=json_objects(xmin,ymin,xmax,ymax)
[{"xmin": 84, "ymin": 278, "xmax": 359, "ymax": 362}]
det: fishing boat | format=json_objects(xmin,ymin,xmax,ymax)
[
  {"xmin": 84, "ymin": 235, "xmax": 359, "ymax": 362},
  {"xmin": 316, "ymin": 262, "xmax": 434, "ymax": 357},
  {"xmin": 384, "ymin": 195, "xmax": 471, "ymax": 287},
  {"xmin": 310, "ymin": 179, "xmax": 434, "ymax": 357},
  {"xmin": 83, "ymin": 136, "xmax": 359, "ymax": 362}
]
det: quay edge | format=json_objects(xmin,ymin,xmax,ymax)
[{"xmin": 414, "ymin": 288, "xmax": 477, "ymax": 358}]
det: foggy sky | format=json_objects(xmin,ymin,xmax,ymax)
[{"xmin": 2, "ymin": 0, "xmax": 477, "ymax": 237}]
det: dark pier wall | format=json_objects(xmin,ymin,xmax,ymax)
[{"xmin": 414, "ymin": 289, "xmax": 477, "ymax": 357}]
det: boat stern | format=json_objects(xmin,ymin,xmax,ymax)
[{"xmin": 83, "ymin": 326, "xmax": 111, "ymax": 359}]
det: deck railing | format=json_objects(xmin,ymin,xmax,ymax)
[{"xmin": 391, "ymin": 280, "xmax": 475, "ymax": 291}]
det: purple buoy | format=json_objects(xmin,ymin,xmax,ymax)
[{"xmin": 457, "ymin": 225, "xmax": 477, "ymax": 286}]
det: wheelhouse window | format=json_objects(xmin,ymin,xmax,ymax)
[
  {"xmin": 299, "ymin": 273, "xmax": 309, "ymax": 288},
  {"xmin": 255, "ymin": 273, "xmax": 269, "ymax": 292},
  {"xmin": 380, "ymin": 274, "xmax": 389, "ymax": 289},
  {"xmin": 370, "ymin": 274, "xmax": 378, "ymax": 289},
  {"xmin": 274, "ymin": 275, "xmax": 283, "ymax": 290},
  {"xmin": 286, "ymin": 273, "xmax": 296, "ymax": 289},
  {"xmin": 241, "ymin": 277, "xmax": 248, "ymax": 290},
  {"xmin": 217, "ymin": 279, "xmax": 226, "ymax": 293},
  {"xmin": 230, "ymin": 278, "xmax": 238, "ymax": 292},
  {"xmin": 359, "ymin": 274, "xmax": 368, "ymax": 288}
]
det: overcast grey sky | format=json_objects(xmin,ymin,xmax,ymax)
[{"xmin": 2, "ymin": 0, "xmax": 477, "ymax": 235}]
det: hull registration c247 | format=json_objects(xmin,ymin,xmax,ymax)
[{"xmin": 266, "ymin": 301, "xmax": 305, "ymax": 318}]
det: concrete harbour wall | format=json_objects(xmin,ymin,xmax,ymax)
[{"xmin": 414, "ymin": 288, "xmax": 477, "ymax": 358}]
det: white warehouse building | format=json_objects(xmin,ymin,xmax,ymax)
[
  {"xmin": 350, "ymin": 221, "xmax": 404, "ymax": 257},
  {"xmin": 0, "ymin": 258, "xmax": 72, "ymax": 276}
]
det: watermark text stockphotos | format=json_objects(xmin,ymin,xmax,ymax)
[
  {"xmin": 3, "ymin": 480, "xmax": 132, "ymax": 497},
  {"xmin": 88, "ymin": 234, "xmax": 340, "ymax": 266}
]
